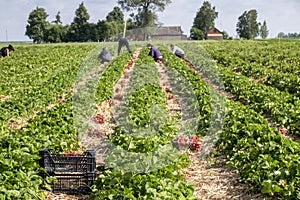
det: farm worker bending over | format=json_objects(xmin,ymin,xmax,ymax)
[
  {"xmin": 147, "ymin": 43, "xmax": 163, "ymax": 63},
  {"xmin": 98, "ymin": 47, "xmax": 112, "ymax": 64},
  {"xmin": 118, "ymin": 38, "xmax": 132, "ymax": 55},
  {"xmin": 0, "ymin": 44, "xmax": 14, "ymax": 58},
  {"xmin": 170, "ymin": 44, "xmax": 184, "ymax": 59}
]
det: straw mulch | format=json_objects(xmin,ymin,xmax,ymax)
[{"xmin": 182, "ymin": 153, "xmax": 266, "ymax": 200}]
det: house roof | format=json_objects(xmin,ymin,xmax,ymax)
[{"xmin": 206, "ymin": 27, "xmax": 222, "ymax": 35}]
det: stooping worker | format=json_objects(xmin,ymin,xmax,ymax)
[
  {"xmin": 147, "ymin": 43, "xmax": 163, "ymax": 63},
  {"xmin": 98, "ymin": 47, "xmax": 112, "ymax": 64},
  {"xmin": 170, "ymin": 44, "xmax": 184, "ymax": 59},
  {"xmin": 0, "ymin": 44, "xmax": 15, "ymax": 58},
  {"xmin": 118, "ymin": 37, "xmax": 132, "ymax": 55}
]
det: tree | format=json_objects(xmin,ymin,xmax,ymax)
[
  {"xmin": 25, "ymin": 7, "xmax": 49, "ymax": 43},
  {"xmin": 259, "ymin": 20, "xmax": 269, "ymax": 39},
  {"xmin": 67, "ymin": 2, "xmax": 90, "ymax": 42},
  {"xmin": 106, "ymin": 21, "xmax": 124, "ymax": 39},
  {"xmin": 117, "ymin": 0, "xmax": 171, "ymax": 27},
  {"xmin": 277, "ymin": 32, "xmax": 285, "ymax": 38},
  {"xmin": 190, "ymin": 27, "xmax": 205, "ymax": 40},
  {"xmin": 222, "ymin": 31, "xmax": 229, "ymax": 40},
  {"xmin": 190, "ymin": 1, "xmax": 218, "ymax": 39},
  {"xmin": 105, "ymin": 6, "xmax": 125, "ymax": 39},
  {"xmin": 106, "ymin": 7, "xmax": 124, "ymax": 23},
  {"xmin": 95, "ymin": 20, "xmax": 110, "ymax": 41},
  {"xmin": 236, "ymin": 9, "xmax": 259, "ymax": 39},
  {"xmin": 133, "ymin": 9, "xmax": 158, "ymax": 27},
  {"xmin": 44, "ymin": 24, "xmax": 66, "ymax": 43},
  {"xmin": 52, "ymin": 11, "xmax": 62, "ymax": 24}
]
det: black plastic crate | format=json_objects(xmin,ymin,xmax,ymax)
[{"xmin": 39, "ymin": 148, "xmax": 96, "ymax": 194}]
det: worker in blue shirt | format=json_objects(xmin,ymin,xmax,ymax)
[{"xmin": 147, "ymin": 43, "xmax": 163, "ymax": 63}]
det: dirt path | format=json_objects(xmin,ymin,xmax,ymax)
[
  {"xmin": 158, "ymin": 61, "xmax": 266, "ymax": 200},
  {"xmin": 182, "ymin": 153, "xmax": 266, "ymax": 200}
]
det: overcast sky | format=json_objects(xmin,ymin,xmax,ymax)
[{"xmin": 0, "ymin": 0, "xmax": 299, "ymax": 41}]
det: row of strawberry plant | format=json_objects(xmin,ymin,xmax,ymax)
[
  {"xmin": 0, "ymin": 43, "xmax": 115, "ymax": 199},
  {"xmin": 95, "ymin": 53, "xmax": 132, "ymax": 102},
  {"xmin": 176, "ymin": 42, "xmax": 300, "ymax": 136},
  {"xmin": 203, "ymin": 40, "xmax": 300, "ymax": 75},
  {"xmin": 0, "ymin": 94, "xmax": 78, "ymax": 200},
  {"xmin": 219, "ymin": 67, "xmax": 300, "ymax": 136},
  {"xmin": 202, "ymin": 40, "xmax": 300, "ymax": 96},
  {"xmin": 161, "ymin": 47, "xmax": 223, "ymax": 135},
  {"xmin": 0, "ymin": 44, "xmax": 98, "ymax": 128},
  {"xmin": 207, "ymin": 49, "xmax": 300, "ymax": 96},
  {"xmin": 110, "ymin": 49, "xmax": 175, "ymax": 153},
  {"xmin": 161, "ymin": 47, "xmax": 300, "ymax": 199},
  {"xmin": 90, "ymin": 48, "xmax": 196, "ymax": 199}
]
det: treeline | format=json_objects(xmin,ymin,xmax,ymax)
[
  {"xmin": 277, "ymin": 32, "xmax": 300, "ymax": 39},
  {"xmin": 25, "ymin": 3, "xmax": 135, "ymax": 43}
]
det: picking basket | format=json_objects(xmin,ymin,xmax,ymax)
[{"xmin": 39, "ymin": 148, "xmax": 96, "ymax": 194}]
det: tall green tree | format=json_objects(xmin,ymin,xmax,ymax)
[
  {"xmin": 190, "ymin": 27, "xmax": 204, "ymax": 40},
  {"xmin": 44, "ymin": 24, "xmax": 66, "ymax": 43},
  {"xmin": 106, "ymin": 7, "xmax": 124, "ymax": 23},
  {"xmin": 95, "ymin": 20, "xmax": 110, "ymax": 41},
  {"xmin": 106, "ymin": 21, "xmax": 124, "ymax": 39},
  {"xmin": 133, "ymin": 9, "xmax": 158, "ymax": 27},
  {"xmin": 236, "ymin": 9, "xmax": 259, "ymax": 39},
  {"xmin": 25, "ymin": 7, "xmax": 49, "ymax": 43},
  {"xmin": 67, "ymin": 2, "xmax": 90, "ymax": 42},
  {"xmin": 105, "ymin": 6, "xmax": 124, "ymax": 39},
  {"xmin": 222, "ymin": 31, "xmax": 229, "ymax": 40},
  {"xmin": 190, "ymin": 1, "xmax": 218, "ymax": 40},
  {"xmin": 259, "ymin": 20, "xmax": 269, "ymax": 39},
  {"xmin": 277, "ymin": 32, "xmax": 285, "ymax": 38},
  {"xmin": 117, "ymin": 0, "xmax": 171, "ymax": 27}
]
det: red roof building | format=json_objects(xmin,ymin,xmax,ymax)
[{"xmin": 205, "ymin": 27, "xmax": 223, "ymax": 40}]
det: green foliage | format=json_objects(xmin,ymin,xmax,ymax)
[
  {"xmin": 0, "ymin": 43, "xmax": 98, "ymax": 199},
  {"xmin": 190, "ymin": 1, "xmax": 218, "ymax": 38},
  {"xmin": 90, "ymin": 156, "xmax": 195, "ymax": 200},
  {"xmin": 202, "ymin": 40, "xmax": 300, "ymax": 95},
  {"xmin": 200, "ymin": 40, "xmax": 300, "ymax": 136},
  {"xmin": 260, "ymin": 20, "xmax": 269, "ymax": 39},
  {"xmin": 3, "ymin": 41, "xmax": 300, "ymax": 199},
  {"xmin": 236, "ymin": 9, "xmax": 259, "ymax": 39},
  {"xmin": 278, "ymin": 32, "xmax": 300, "ymax": 39},
  {"xmin": 117, "ymin": 0, "xmax": 171, "ymax": 27},
  {"xmin": 44, "ymin": 24, "xmax": 66, "ymax": 43},
  {"xmin": 106, "ymin": 21, "xmax": 124, "ymax": 39},
  {"xmin": 91, "ymin": 48, "xmax": 196, "ymax": 199},
  {"xmin": 181, "ymin": 40, "xmax": 300, "ymax": 198},
  {"xmin": 0, "ymin": 44, "xmax": 97, "ymax": 126},
  {"xmin": 106, "ymin": 7, "xmax": 124, "ymax": 23},
  {"xmin": 96, "ymin": 53, "xmax": 132, "ymax": 102},
  {"xmin": 189, "ymin": 27, "xmax": 205, "ymax": 40},
  {"xmin": 25, "ymin": 7, "xmax": 49, "ymax": 43},
  {"xmin": 67, "ymin": 2, "xmax": 90, "ymax": 42},
  {"xmin": 222, "ymin": 31, "xmax": 229, "ymax": 40}
]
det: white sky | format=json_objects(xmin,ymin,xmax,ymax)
[{"xmin": 0, "ymin": 0, "xmax": 299, "ymax": 41}]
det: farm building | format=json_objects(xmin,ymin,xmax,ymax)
[
  {"xmin": 150, "ymin": 26, "xmax": 187, "ymax": 40},
  {"xmin": 205, "ymin": 27, "xmax": 223, "ymax": 40},
  {"xmin": 126, "ymin": 26, "xmax": 188, "ymax": 41}
]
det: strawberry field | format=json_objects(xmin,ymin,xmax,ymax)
[{"xmin": 1, "ymin": 39, "xmax": 300, "ymax": 199}]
